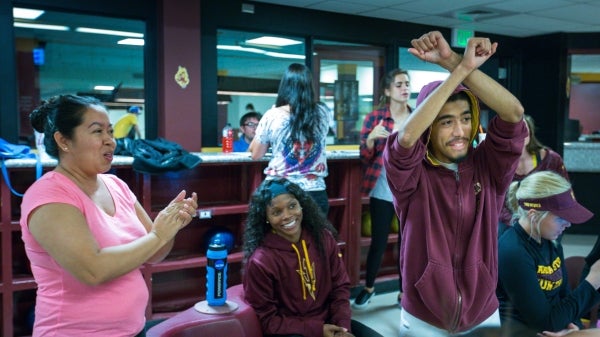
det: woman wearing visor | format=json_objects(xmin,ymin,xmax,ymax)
[{"xmin": 497, "ymin": 170, "xmax": 600, "ymax": 336}]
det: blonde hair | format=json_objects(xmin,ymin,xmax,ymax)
[{"xmin": 506, "ymin": 171, "xmax": 572, "ymax": 237}]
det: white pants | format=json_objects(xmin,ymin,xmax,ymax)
[{"xmin": 399, "ymin": 308, "xmax": 501, "ymax": 337}]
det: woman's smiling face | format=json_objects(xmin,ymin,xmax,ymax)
[
  {"xmin": 61, "ymin": 105, "xmax": 116, "ymax": 174},
  {"xmin": 266, "ymin": 193, "xmax": 303, "ymax": 243}
]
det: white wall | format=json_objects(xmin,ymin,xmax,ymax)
[{"xmin": 227, "ymin": 95, "xmax": 277, "ymax": 127}]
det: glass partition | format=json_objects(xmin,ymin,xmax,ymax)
[
  {"xmin": 399, "ymin": 47, "xmax": 449, "ymax": 108},
  {"xmin": 13, "ymin": 8, "xmax": 145, "ymax": 144},
  {"xmin": 217, "ymin": 29, "xmax": 305, "ymax": 138},
  {"xmin": 313, "ymin": 41, "xmax": 384, "ymax": 145},
  {"xmin": 567, "ymin": 52, "xmax": 600, "ymax": 142}
]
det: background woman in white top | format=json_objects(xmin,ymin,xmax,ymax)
[{"xmin": 250, "ymin": 63, "xmax": 331, "ymax": 215}]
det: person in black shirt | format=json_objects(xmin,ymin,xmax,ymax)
[{"xmin": 498, "ymin": 171, "xmax": 600, "ymax": 336}]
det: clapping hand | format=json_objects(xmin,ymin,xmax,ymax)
[
  {"xmin": 324, "ymin": 324, "xmax": 355, "ymax": 337},
  {"xmin": 537, "ymin": 323, "xmax": 579, "ymax": 337},
  {"xmin": 152, "ymin": 190, "xmax": 198, "ymax": 243}
]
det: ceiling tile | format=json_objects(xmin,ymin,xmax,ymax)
[
  {"xmin": 253, "ymin": 0, "xmax": 600, "ymax": 37},
  {"xmin": 485, "ymin": 0, "xmax": 574, "ymax": 12},
  {"xmin": 484, "ymin": 13, "xmax": 595, "ymax": 33},
  {"xmin": 304, "ymin": 1, "xmax": 380, "ymax": 14},
  {"xmin": 537, "ymin": 4, "xmax": 600, "ymax": 24}
]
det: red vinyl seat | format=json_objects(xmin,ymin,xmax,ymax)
[
  {"xmin": 564, "ymin": 256, "xmax": 599, "ymax": 329},
  {"xmin": 146, "ymin": 284, "xmax": 262, "ymax": 337}
]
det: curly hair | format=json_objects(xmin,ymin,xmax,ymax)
[{"xmin": 243, "ymin": 178, "xmax": 338, "ymax": 261}]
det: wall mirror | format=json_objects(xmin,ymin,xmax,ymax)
[{"xmin": 13, "ymin": 8, "xmax": 145, "ymax": 144}]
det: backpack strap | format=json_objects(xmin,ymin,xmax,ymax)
[{"xmin": 1, "ymin": 154, "xmax": 42, "ymax": 197}]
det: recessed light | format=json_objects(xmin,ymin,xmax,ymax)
[
  {"xmin": 118, "ymin": 38, "xmax": 145, "ymax": 46},
  {"xmin": 245, "ymin": 36, "xmax": 301, "ymax": 47},
  {"xmin": 13, "ymin": 8, "xmax": 44, "ymax": 20},
  {"xmin": 94, "ymin": 85, "xmax": 115, "ymax": 91},
  {"xmin": 75, "ymin": 27, "xmax": 143, "ymax": 38},
  {"xmin": 14, "ymin": 22, "xmax": 69, "ymax": 31}
]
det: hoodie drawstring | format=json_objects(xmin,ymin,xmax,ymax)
[{"xmin": 291, "ymin": 240, "xmax": 316, "ymax": 300}]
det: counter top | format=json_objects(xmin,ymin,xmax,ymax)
[
  {"xmin": 563, "ymin": 142, "xmax": 600, "ymax": 172},
  {"xmin": 2, "ymin": 150, "xmax": 360, "ymax": 169},
  {"xmin": 564, "ymin": 142, "xmax": 600, "ymax": 149}
]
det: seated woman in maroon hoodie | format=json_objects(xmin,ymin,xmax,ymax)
[{"xmin": 242, "ymin": 178, "xmax": 354, "ymax": 337}]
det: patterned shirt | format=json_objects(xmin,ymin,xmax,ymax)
[
  {"xmin": 359, "ymin": 106, "xmax": 411, "ymax": 196},
  {"xmin": 255, "ymin": 105, "xmax": 330, "ymax": 191}
]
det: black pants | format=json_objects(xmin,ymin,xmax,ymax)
[
  {"xmin": 134, "ymin": 318, "xmax": 166, "ymax": 337},
  {"xmin": 365, "ymin": 197, "xmax": 401, "ymax": 291},
  {"xmin": 308, "ymin": 190, "xmax": 329, "ymax": 216}
]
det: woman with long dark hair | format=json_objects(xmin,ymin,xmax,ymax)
[{"xmin": 250, "ymin": 63, "xmax": 331, "ymax": 215}]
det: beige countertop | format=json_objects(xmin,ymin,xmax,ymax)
[
  {"xmin": 2, "ymin": 150, "xmax": 360, "ymax": 169},
  {"xmin": 564, "ymin": 142, "xmax": 600, "ymax": 172}
]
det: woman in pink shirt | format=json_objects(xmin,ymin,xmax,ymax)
[{"xmin": 20, "ymin": 94, "xmax": 198, "ymax": 337}]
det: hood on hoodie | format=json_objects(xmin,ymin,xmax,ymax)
[{"xmin": 416, "ymin": 80, "xmax": 481, "ymax": 166}]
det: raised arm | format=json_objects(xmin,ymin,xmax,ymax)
[
  {"xmin": 397, "ymin": 35, "xmax": 496, "ymax": 148},
  {"xmin": 409, "ymin": 31, "xmax": 523, "ymax": 123}
]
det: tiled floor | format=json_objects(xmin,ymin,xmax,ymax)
[{"xmin": 350, "ymin": 233, "xmax": 599, "ymax": 337}]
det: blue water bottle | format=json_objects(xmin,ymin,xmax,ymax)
[{"xmin": 206, "ymin": 240, "xmax": 228, "ymax": 306}]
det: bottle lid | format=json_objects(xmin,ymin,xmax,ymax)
[{"xmin": 208, "ymin": 239, "xmax": 226, "ymax": 250}]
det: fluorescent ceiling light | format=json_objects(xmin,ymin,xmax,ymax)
[
  {"xmin": 13, "ymin": 8, "xmax": 44, "ymax": 20},
  {"xmin": 218, "ymin": 91, "xmax": 278, "ymax": 97},
  {"xmin": 115, "ymin": 98, "xmax": 144, "ymax": 103},
  {"xmin": 264, "ymin": 51, "xmax": 304, "ymax": 59},
  {"xmin": 118, "ymin": 38, "xmax": 145, "ymax": 46},
  {"xmin": 75, "ymin": 27, "xmax": 143, "ymax": 38},
  {"xmin": 14, "ymin": 22, "xmax": 69, "ymax": 31},
  {"xmin": 218, "ymin": 45, "xmax": 266, "ymax": 53},
  {"xmin": 94, "ymin": 85, "xmax": 115, "ymax": 91},
  {"xmin": 217, "ymin": 45, "xmax": 304, "ymax": 60},
  {"xmin": 245, "ymin": 36, "xmax": 302, "ymax": 46}
]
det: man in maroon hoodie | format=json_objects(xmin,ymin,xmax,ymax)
[{"xmin": 384, "ymin": 31, "xmax": 527, "ymax": 336}]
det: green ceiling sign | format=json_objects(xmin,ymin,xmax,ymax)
[{"xmin": 451, "ymin": 29, "xmax": 474, "ymax": 48}]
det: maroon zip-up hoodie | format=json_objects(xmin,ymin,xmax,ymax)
[{"xmin": 384, "ymin": 82, "xmax": 527, "ymax": 332}]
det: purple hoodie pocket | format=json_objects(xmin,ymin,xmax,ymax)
[
  {"xmin": 415, "ymin": 261, "xmax": 459, "ymax": 328},
  {"xmin": 415, "ymin": 260, "xmax": 496, "ymax": 330}
]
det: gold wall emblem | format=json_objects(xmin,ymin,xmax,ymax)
[{"xmin": 174, "ymin": 65, "xmax": 190, "ymax": 89}]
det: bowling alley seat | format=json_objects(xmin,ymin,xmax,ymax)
[
  {"xmin": 146, "ymin": 283, "xmax": 262, "ymax": 337},
  {"xmin": 564, "ymin": 256, "xmax": 599, "ymax": 329}
]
